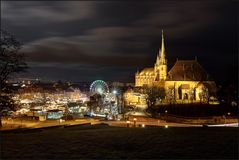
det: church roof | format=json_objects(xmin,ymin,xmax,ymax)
[
  {"xmin": 167, "ymin": 60, "xmax": 213, "ymax": 81},
  {"xmin": 139, "ymin": 67, "xmax": 154, "ymax": 76}
]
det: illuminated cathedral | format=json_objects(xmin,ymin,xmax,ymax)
[{"xmin": 135, "ymin": 30, "xmax": 217, "ymax": 102}]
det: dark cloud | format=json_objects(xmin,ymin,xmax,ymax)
[
  {"xmin": 22, "ymin": 35, "xmax": 149, "ymax": 66},
  {"xmin": 20, "ymin": 62, "xmax": 135, "ymax": 82},
  {"xmin": 1, "ymin": 0, "xmax": 237, "ymax": 83},
  {"xmin": 2, "ymin": 1, "xmax": 95, "ymax": 24}
]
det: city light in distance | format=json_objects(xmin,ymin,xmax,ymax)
[{"xmin": 112, "ymin": 90, "xmax": 117, "ymax": 94}]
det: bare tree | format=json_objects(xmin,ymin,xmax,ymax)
[
  {"xmin": 142, "ymin": 86, "xmax": 165, "ymax": 114},
  {"xmin": 89, "ymin": 93, "xmax": 104, "ymax": 114},
  {"xmin": 199, "ymin": 86, "xmax": 209, "ymax": 104},
  {"xmin": 0, "ymin": 30, "xmax": 28, "ymax": 127},
  {"xmin": 166, "ymin": 88, "xmax": 176, "ymax": 104}
]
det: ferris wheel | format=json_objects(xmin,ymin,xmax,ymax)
[{"xmin": 90, "ymin": 80, "xmax": 109, "ymax": 94}]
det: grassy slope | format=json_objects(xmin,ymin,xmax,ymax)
[
  {"xmin": 154, "ymin": 103, "xmax": 238, "ymax": 117},
  {"xmin": 1, "ymin": 124, "xmax": 238, "ymax": 159}
]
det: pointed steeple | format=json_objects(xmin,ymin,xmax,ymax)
[
  {"xmin": 156, "ymin": 54, "xmax": 160, "ymax": 65},
  {"xmin": 136, "ymin": 68, "xmax": 139, "ymax": 74},
  {"xmin": 154, "ymin": 29, "xmax": 168, "ymax": 81},
  {"xmin": 160, "ymin": 29, "xmax": 166, "ymax": 59}
]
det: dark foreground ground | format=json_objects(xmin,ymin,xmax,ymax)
[{"xmin": 0, "ymin": 124, "xmax": 238, "ymax": 159}]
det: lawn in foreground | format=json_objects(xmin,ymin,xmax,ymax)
[{"xmin": 1, "ymin": 124, "xmax": 238, "ymax": 159}]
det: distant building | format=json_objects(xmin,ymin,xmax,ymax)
[
  {"xmin": 135, "ymin": 30, "xmax": 217, "ymax": 103},
  {"xmin": 111, "ymin": 82, "xmax": 125, "ymax": 87},
  {"xmin": 123, "ymin": 88, "xmax": 146, "ymax": 106},
  {"xmin": 14, "ymin": 82, "xmax": 82, "ymax": 105}
]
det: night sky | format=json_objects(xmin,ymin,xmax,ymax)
[{"xmin": 1, "ymin": 1, "xmax": 238, "ymax": 83}]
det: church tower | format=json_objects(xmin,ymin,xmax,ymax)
[{"xmin": 154, "ymin": 30, "xmax": 167, "ymax": 81}]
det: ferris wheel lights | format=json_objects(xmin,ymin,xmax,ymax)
[
  {"xmin": 90, "ymin": 80, "xmax": 109, "ymax": 94},
  {"xmin": 97, "ymin": 87, "xmax": 103, "ymax": 94}
]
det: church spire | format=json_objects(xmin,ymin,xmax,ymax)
[
  {"xmin": 157, "ymin": 29, "xmax": 167, "ymax": 65},
  {"xmin": 160, "ymin": 29, "xmax": 166, "ymax": 59},
  {"xmin": 154, "ymin": 29, "xmax": 168, "ymax": 81}
]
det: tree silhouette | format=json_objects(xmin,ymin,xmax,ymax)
[
  {"xmin": 89, "ymin": 93, "xmax": 104, "ymax": 113},
  {"xmin": 142, "ymin": 86, "xmax": 165, "ymax": 115},
  {"xmin": 0, "ymin": 30, "xmax": 28, "ymax": 127}
]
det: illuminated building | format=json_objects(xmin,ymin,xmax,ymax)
[
  {"xmin": 135, "ymin": 30, "xmax": 217, "ymax": 103},
  {"xmin": 123, "ymin": 88, "xmax": 147, "ymax": 106}
]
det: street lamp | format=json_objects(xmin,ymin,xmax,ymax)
[
  {"xmin": 133, "ymin": 118, "xmax": 137, "ymax": 127},
  {"xmin": 113, "ymin": 90, "xmax": 117, "ymax": 95},
  {"xmin": 165, "ymin": 110, "xmax": 168, "ymax": 122},
  {"xmin": 126, "ymin": 120, "xmax": 130, "ymax": 128},
  {"xmin": 112, "ymin": 89, "xmax": 121, "ymax": 114}
]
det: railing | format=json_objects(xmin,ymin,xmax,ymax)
[
  {"xmin": 159, "ymin": 113, "xmax": 238, "ymax": 124},
  {"xmin": 125, "ymin": 114, "xmax": 238, "ymax": 125}
]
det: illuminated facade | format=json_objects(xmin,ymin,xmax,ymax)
[
  {"xmin": 123, "ymin": 89, "xmax": 147, "ymax": 106},
  {"xmin": 135, "ymin": 30, "xmax": 217, "ymax": 102}
]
